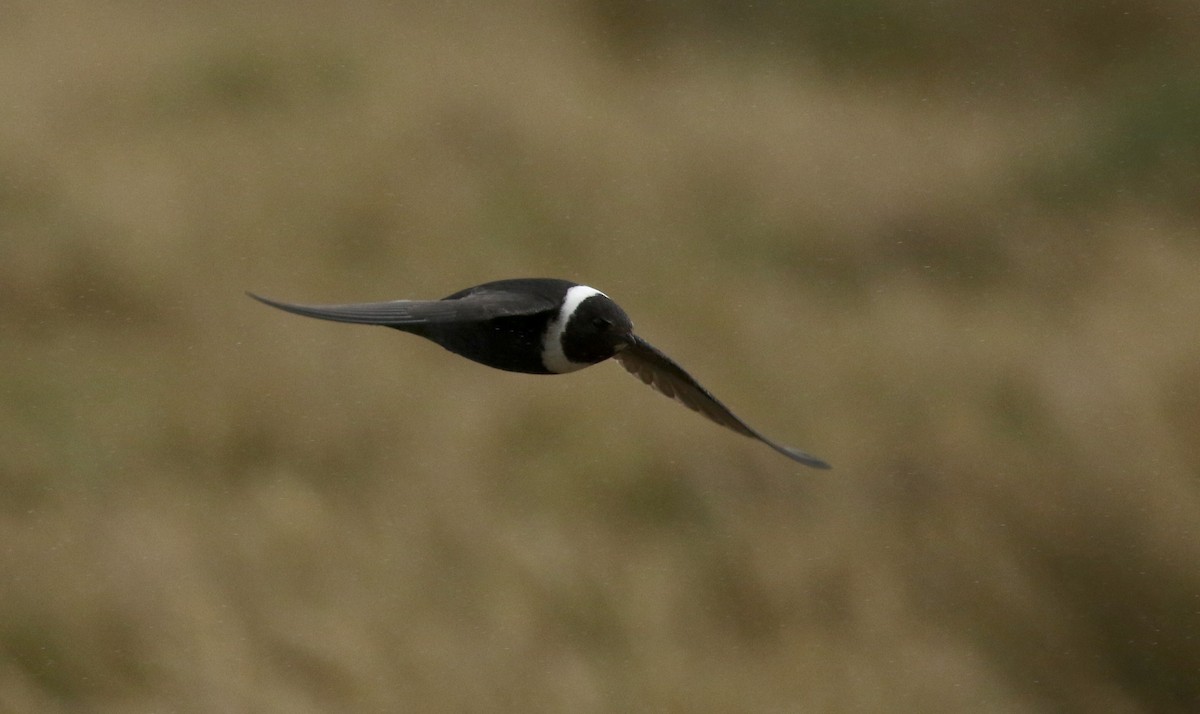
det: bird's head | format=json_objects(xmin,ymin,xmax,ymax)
[{"xmin": 561, "ymin": 294, "xmax": 635, "ymax": 364}]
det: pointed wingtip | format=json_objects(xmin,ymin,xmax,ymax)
[
  {"xmin": 780, "ymin": 446, "xmax": 832, "ymax": 470},
  {"xmin": 772, "ymin": 444, "xmax": 830, "ymax": 472}
]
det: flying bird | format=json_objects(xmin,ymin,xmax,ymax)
[{"xmin": 249, "ymin": 278, "xmax": 829, "ymax": 468}]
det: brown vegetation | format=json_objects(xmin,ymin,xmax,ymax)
[{"xmin": 2, "ymin": 1, "xmax": 1198, "ymax": 711}]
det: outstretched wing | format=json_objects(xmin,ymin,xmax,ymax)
[
  {"xmin": 614, "ymin": 334, "xmax": 830, "ymax": 469},
  {"xmin": 247, "ymin": 289, "xmax": 554, "ymax": 326}
]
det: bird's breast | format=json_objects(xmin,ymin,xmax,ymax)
[{"xmin": 417, "ymin": 315, "xmax": 558, "ymax": 375}]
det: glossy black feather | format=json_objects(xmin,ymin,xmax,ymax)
[
  {"xmin": 246, "ymin": 285, "xmax": 556, "ymax": 326},
  {"xmin": 248, "ymin": 283, "xmax": 565, "ymax": 373},
  {"xmin": 250, "ymin": 278, "xmax": 829, "ymax": 467},
  {"xmin": 615, "ymin": 335, "xmax": 831, "ymax": 468}
]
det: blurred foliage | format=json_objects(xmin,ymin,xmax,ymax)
[
  {"xmin": 594, "ymin": 0, "xmax": 1200, "ymax": 220},
  {"xmin": 592, "ymin": 0, "xmax": 1197, "ymax": 87},
  {"xmin": 1, "ymin": 1, "xmax": 1199, "ymax": 712}
]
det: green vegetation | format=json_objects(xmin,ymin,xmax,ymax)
[{"xmin": 2, "ymin": 1, "xmax": 1198, "ymax": 711}]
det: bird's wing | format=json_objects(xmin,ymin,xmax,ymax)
[
  {"xmin": 247, "ymin": 290, "xmax": 554, "ymax": 326},
  {"xmin": 614, "ymin": 334, "xmax": 830, "ymax": 469}
]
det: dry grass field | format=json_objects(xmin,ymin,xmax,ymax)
[{"xmin": 2, "ymin": 2, "xmax": 1199, "ymax": 712}]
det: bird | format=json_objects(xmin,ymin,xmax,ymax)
[{"xmin": 248, "ymin": 278, "xmax": 829, "ymax": 469}]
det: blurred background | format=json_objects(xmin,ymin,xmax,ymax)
[{"xmin": 2, "ymin": 1, "xmax": 1199, "ymax": 711}]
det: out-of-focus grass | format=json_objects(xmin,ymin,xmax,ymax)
[{"xmin": 2, "ymin": 2, "xmax": 1199, "ymax": 712}]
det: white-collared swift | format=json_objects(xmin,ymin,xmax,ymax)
[{"xmin": 249, "ymin": 278, "xmax": 829, "ymax": 468}]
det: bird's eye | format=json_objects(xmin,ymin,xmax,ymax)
[{"xmin": 592, "ymin": 317, "xmax": 612, "ymax": 331}]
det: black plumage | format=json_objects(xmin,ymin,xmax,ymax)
[{"xmin": 249, "ymin": 278, "xmax": 829, "ymax": 468}]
